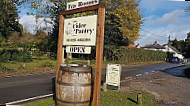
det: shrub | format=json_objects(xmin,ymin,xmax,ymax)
[
  {"xmin": 0, "ymin": 48, "xmax": 32, "ymax": 62},
  {"xmin": 0, "ymin": 49, "xmax": 11, "ymax": 62},
  {"xmin": 111, "ymin": 47, "xmax": 167, "ymax": 63}
]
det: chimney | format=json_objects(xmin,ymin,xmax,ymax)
[{"xmin": 154, "ymin": 41, "xmax": 157, "ymax": 45}]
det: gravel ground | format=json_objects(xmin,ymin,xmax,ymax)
[{"xmin": 120, "ymin": 71, "xmax": 190, "ymax": 106}]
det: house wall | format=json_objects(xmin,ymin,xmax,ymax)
[
  {"xmin": 164, "ymin": 45, "xmax": 184, "ymax": 59},
  {"xmin": 143, "ymin": 45, "xmax": 184, "ymax": 59}
]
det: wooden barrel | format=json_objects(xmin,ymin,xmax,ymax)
[{"xmin": 56, "ymin": 65, "xmax": 92, "ymax": 106}]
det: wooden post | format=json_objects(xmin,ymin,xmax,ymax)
[
  {"xmin": 55, "ymin": 15, "xmax": 64, "ymax": 82},
  {"xmin": 137, "ymin": 93, "xmax": 142, "ymax": 106},
  {"xmin": 57, "ymin": 4, "xmax": 105, "ymax": 106},
  {"xmin": 103, "ymin": 82, "xmax": 107, "ymax": 92},
  {"xmin": 93, "ymin": 7, "xmax": 105, "ymax": 106}
]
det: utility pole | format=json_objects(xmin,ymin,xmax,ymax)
[
  {"xmin": 168, "ymin": 35, "xmax": 171, "ymax": 43},
  {"xmin": 167, "ymin": 35, "xmax": 171, "ymax": 62}
]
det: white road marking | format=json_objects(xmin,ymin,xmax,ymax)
[
  {"xmin": 136, "ymin": 74, "xmax": 142, "ymax": 76},
  {"xmin": 5, "ymin": 94, "xmax": 53, "ymax": 105},
  {"xmin": 151, "ymin": 71, "xmax": 155, "ymax": 73}
]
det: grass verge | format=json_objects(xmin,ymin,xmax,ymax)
[
  {"xmin": 0, "ymin": 57, "xmax": 165, "ymax": 77},
  {"xmin": 22, "ymin": 90, "xmax": 157, "ymax": 106},
  {"xmin": 0, "ymin": 59, "xmax": 56, "ymax": 77}
]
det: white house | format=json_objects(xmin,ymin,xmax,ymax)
[
  {"xmin": 163, "ymin": 44, "xmax": 184, "ymax": 59},
  {"xmin": 141, "ymin": 41, "xmax": 184, "ymax": 59}
]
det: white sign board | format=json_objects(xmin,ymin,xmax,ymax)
[
  {"xmin": 66, "ymin": 46, "xmax": 91, "ymax": 54},
  {"xmin": 106, "ymin": 64, "xmax": 121, "ymax": 89},
  {"xmin": 67, "ymin": 0, "xmax": 99, "ymax": 10},
  {"xmin": 63, "ymin": 15, "xmax": 97, "ymax": 46}
]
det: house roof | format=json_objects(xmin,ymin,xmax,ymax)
[
  {"xmin": 163, "ymin": 44, "xmax": 181, "ymax": 54},
  {"xmin": 142, "ymin": 41, "xmax": 165, "ymax": 49}
]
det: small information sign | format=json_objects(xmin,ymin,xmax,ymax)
[
  {"xmin": 66, "ymin": 46, "xmax": 91, "ymax": 54},
  {"xmin": 67, "ymin": 0, "xmax": 99, "ymax": 10},
  {"xmin": 106, "ymin": 64, "xmax": 121, "ymax": 89},
  {"xmin": 63, "ymin": 15, "xmax": 97, "ymax": 46}
]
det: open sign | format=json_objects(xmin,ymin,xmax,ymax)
[{"xmin": 66, "ymin": 46, "xmax": 91, "ymax": 54}]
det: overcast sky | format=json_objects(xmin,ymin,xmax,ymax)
[{"xmin": 18, "ymin": 0, "xmax": 190, "ymax": 46}]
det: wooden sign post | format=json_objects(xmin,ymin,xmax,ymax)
[
  {"xmin": 93, "ymin": 7, "xmax": 105, "ymax": 106},
  {"xmin": 56, "ymin": 4, "xmax": 105, "ymax": 106}
]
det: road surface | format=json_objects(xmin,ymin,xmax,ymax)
[{"xmin": 0, "ymin": 63, "xmax": 183, "ymax": 105}]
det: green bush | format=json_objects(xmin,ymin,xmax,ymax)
[
  {"xmin": 111, "ymin": 47, "xmax": 167, "ymax": 63},
  {"xmin": 0, "ymin": 48, "xmax": 32, "ymax": 62},
  {"xmin": 0, "ymin": 49, "xmax": 11, "ymax": 62}
]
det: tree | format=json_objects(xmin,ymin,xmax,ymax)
[
  {"xmin": 19, "ymin": 0, "xmax": 143, "ymax": 59},
  {"xmin": 0, "ymin": 0, "xmax": 23, "ymax": 40},
  {"xmin": 185, "ymin": 32, "xmax": 190, "ymax": 57},
  {"xmin": 34, "ymin": 30, "xmax": 49, "ymax": 51},
  {"xmin": 102, "ymin": 0, "xmax": 143, "ymax": 44},
  {"xmin": 18, "ymin": 0, "xmax": 67, "ymax": 57},
  {"xmin": 170, "ymin": 38, "xmax": 185, "ymax": 53},
  {"xmin": 101, "ymin": 0, "xmax": 143, "ymax": 60},
  {"xmin": 169, "ymin": 32, "xmax": 190, "ymax": 58}
]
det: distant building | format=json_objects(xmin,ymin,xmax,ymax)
[
  {"xmin": 141, "ymin": 41, "xmax": 184, "ymax": 59},
  {"xmin": 129, "ymin": 44, "xmax": 140, "ymax": 48},
  {"xmin": 141, "ymin": 41, "xmax": 165, "ymax": 51},
  {"xmin": 163, "ymin": 44, "xmax": 184, "ymax": 59}
]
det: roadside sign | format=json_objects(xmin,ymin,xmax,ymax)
[
  {"xmin": 67, "ymin": 0, "xmax": 99, "ymax": 10},
  {"xmin": 106, "ymin": 64, "xmax": 121, "ymax": 89},
  {"xmin": 66, "ymin": 46, "xmax": 91, "ymax": 54},
  {"xmin": 57, "ymin": 4, "xmax": 105, "ymax": 106},
  {"xmin": 63, "ymin": 15, "xmax": 97, "ymax": 46}
]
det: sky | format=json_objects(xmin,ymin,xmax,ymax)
[
  {"xmin": 18, "ymin": 0, "xmax": 190, "ymax": 46},
  {"xmin": 135, "ymin": 0, "xmax": 190, "ymax": 46}
]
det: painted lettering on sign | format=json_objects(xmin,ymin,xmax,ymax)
[
  {"xmin": 67, "ymin": 0, "xmax": 99, "ymax": 10},
  {"xmin": 106, "ymin": 64, "xmax": 121, "ymax": 89},
  {"xmin": 63, "ymin": 15, "xmax": 97, "ymax": 46},
  {"xmin": 67, "ymin": 22, "xmax": 94, "ymax": 35},
  {"xmin": 66, "ymin": 46, "xmax": 91, "ymax": 54}
]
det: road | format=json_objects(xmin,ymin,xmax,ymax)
[
  {"xmin": 0, "ymin": 73, "xmax": 55, "ymax": 105},
  {"xmin": 0, "ymin": 63, "xmax": 183, "ymax": 105}
]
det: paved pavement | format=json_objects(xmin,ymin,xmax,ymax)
[
  {"xmin": 161, "ymin": 65, "xmax": 190, "ymax": 78},
  {"xmin": 0, "ymin": 62, "xmax": 182, "ymax": 104}
]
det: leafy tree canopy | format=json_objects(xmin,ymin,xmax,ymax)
[
  {"xmin": 18, "ymin": 0, "xmax": 143, "ymax": 59},
  {"xmin": 0, "ymin": 0, "xmax": 23, "ymax": 40},
  {"xmin": 169, "ymin": 32, "xmax": 190, "ymax": 58}
]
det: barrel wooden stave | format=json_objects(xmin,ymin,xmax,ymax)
[{"xmin": 56, "ymin": 66, "xmax": 92, "ymax": 106}]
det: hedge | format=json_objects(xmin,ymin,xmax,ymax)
[
  {"xmin": 0, "ymin": 48, "xmax": 32, "ymax": 62},
  {"xmin": 111, "ymin": 47, "xmax": 167, "ymax": 63},
  {"xmin": 184, "ymin": 68, "xmax": 190, "ymax": 78}
]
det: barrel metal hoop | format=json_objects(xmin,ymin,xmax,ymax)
[
  {"xmin": 58, "ymin": 82, "xmax": 91, "ymax": 86},
  {"xmin": 60, "ymin": 70, "xmax": 91, "ymax": 73},
  {"xmin": 59, "ymin": 66, "xmax": 92, "ymax": 73},
  {"xmin": 57, "ymin": 99, "xmax": 90, "ymax": 104}
]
